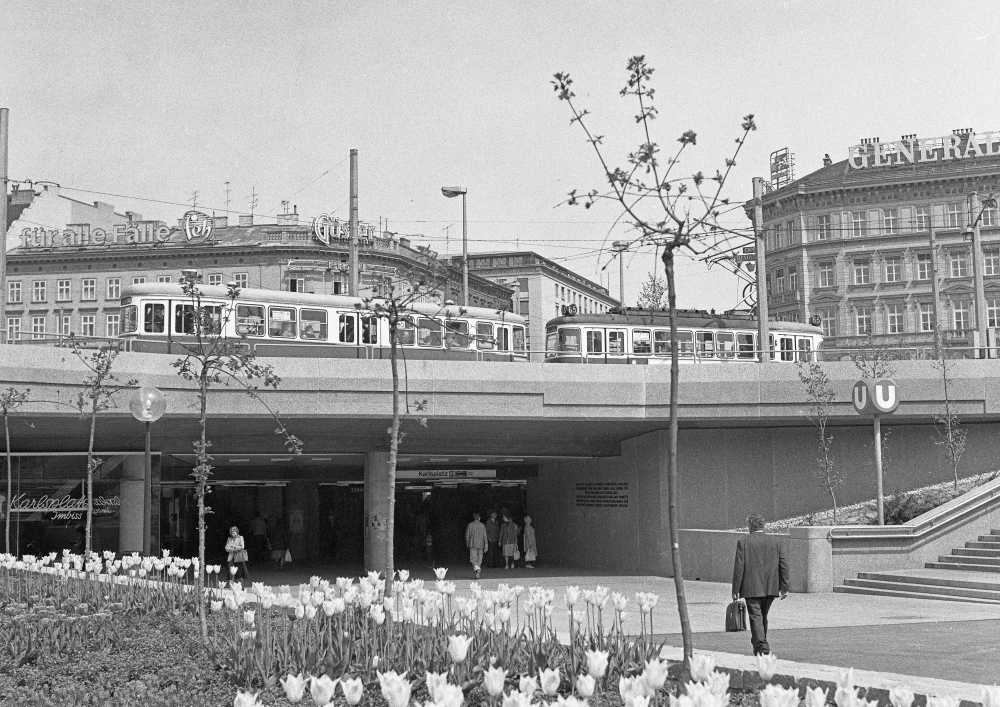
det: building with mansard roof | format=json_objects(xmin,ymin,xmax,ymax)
[{"xmin": 750, "ymin": 128, "xmax": 1000, "ymax": 356}]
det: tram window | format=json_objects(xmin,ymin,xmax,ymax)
[
  {"xmin": 301, "ymin": 309, "xmax": 328, "ymax": 340},
  {"xmin": 122, "ymin": 305, "xmax": 139, "ymax": 333},
  {"xmin": 696, "ymin": 331, "xmax": 715, "ymax": 358},
  {"xmin": 654, "ymin": 330, "xmax": 670, "ymax": 355},
  {"xmin": 268, "ymin": 307, "xmax": 297, "ymax": 338},
  {"xmin": 477, "ymin": 322, "xmax": 494, "ymax": 350},
  {"xmin": 143, "ymin": 303, "xmax": 164, "ymax": 333},
  {"xmin": 797, "ymin": 337, "xmax": 813, "ymax": 362},
  {"xmin": 513, "ymin": 326, "xmax": 525, "ymax": 352},
  {"xmin": 737, "ymin": 333, "xmax": 756, "ymax": 359},
  {"xmin": 235, "ymin": 304, "xmax": 265, "ymax": 337},
  {"xmin": 717, "ymin": 332, "xmax": 735, "ymax": 359},
  {"xmin": 445, "ymin": 320, "xmax": 471, "ymax": 348},
  {"xmin": 608, "ymin": 330, "xmax": 625, "ymax": 354},
  {"xmin": 769, "ymin": 334, "xmax": 775, "ymax": 361},
  {"xmin": 633, "ymin": 329, "xmax": 652, "ymax": 355},
  {"xmin": 496, "ymin": 326, "xmax": 510, "ymax": 351},
  {"xmin": 417, "ymin": 318, "xmax": 442, "ymax": 347},
  {"xmin": 338, "ymin": 313, "xmax": 356, "ymax": 343},
  {"xmin": 361, "ymin": 316, "xmax": 378, "ymax": 345},
  {"xmin": 558, "ymin": 327, "xmax": 581, "ymax": 353},
  {"xmin": 587, "ymin": 330, "xmax": 604, "ymax": 354},
  {"xmin": 677, "ymin": 331, "xmax": 694, "ymax": 356},
  {"xmin": 780, "ymin": 336, "xmax": 794, "ymax": 361},
  {"xmin": 397, "ymin": 317, "xmax": 415, "ymax": 346},
  {"xmin": 545, "ymin": 329, "xmax": 557, "ymax": 357},
  {"xmin": 176, "ymin": 304, "xmax": 222, "ymax": 335}
]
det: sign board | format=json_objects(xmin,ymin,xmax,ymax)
[
  {"xmin": 848, "ymin": 131, "xmax": 1000, "ymax": 170},
  {"xmin": 852, "ymin": 379, "xmax": 899, "ymax": 415},
  {"xmin": 396, "ymin": 469, "xmax": 496, "ymax": 480},
  {"xmin": 742, "ymin": 246, "xmax": 756, "ymax": 254},
  {"xmin": 735, "ymin": 254, "xmax": 756, "ymax": 263}
]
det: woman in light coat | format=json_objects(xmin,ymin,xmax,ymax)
[
  {"xmin": 225, "ymin": 525, "xmax": 249, "ymax": 581},
  {"xmin": 523, "ymin": 516, "xmax": 537, "ymax": 569}
]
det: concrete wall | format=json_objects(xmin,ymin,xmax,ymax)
[{"xmin": 679, "ymin": 529, "xmax": 789, "ymax": 584}]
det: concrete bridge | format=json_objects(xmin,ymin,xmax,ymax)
[{"xmin": 3, "ymin": 344, "xmax": 1000, "ymax": 575}]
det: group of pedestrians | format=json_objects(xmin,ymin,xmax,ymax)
[{"xmin": 465, "ymin": 508, "xmax": 536, "ymax": 578}]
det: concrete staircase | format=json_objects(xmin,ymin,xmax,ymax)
[{"xmin": 835, "ymin": 529, "xmax": 1000, "ymax": 603}]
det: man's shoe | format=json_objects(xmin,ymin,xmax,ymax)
[{"xmin": 475, "ymin": 569, "xmax": 480, "ymax": 579}]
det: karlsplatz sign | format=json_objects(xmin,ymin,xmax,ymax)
[
  {"xmin": 848, "ymin": 131, "xmax": 1000, "ymax": 170},
  {"xmin": 8, "ymin": 493, "xmax": 121, "ymax": 520},
  {"xmin": 18, "ymin": 211, "xmax": 212, "ymax": 250}
]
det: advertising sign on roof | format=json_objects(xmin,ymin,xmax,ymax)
[{"xmin": 848, "ymin": 130, "xmax": 1000, "ymax": 170}]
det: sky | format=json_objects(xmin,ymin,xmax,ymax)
[{"xmin": 3, "ymin": 0, "xmax": 999, "ymax": 310}]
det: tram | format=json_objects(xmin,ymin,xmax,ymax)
[
  {"xmin": 544, "ymin": 306, "xmax": 823, "ymax": 364},
  {"xmin": 118, "ymin": 283, "xmax": 529, "ymax": 361}
]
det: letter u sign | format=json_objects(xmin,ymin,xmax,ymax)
[{"xmin": 852, "ymin": 379, "xmax": 900, "ymax": 415}]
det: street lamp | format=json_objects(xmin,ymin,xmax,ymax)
[
  {"xmin": 967, "ymin": 192, "xmax": 998, "ymax": 357},
  {"xmin": 441, "ymin": 186, "xmax": 468, "ymax": 306},
  {"xmin": 129, "ymin": 386, "xmax": 166, "ymax": 555}
]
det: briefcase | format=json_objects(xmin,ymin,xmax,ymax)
[{"xmin": 725, "ymin": 599, "xmax": 747, "ymax": 632}]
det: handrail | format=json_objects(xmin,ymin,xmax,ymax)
[{"xmin": 827, "ymin": 477, "xmax": 1000, "ymax": 541}]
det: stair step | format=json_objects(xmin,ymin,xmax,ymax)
[
  {"xmin": 834, "ymin": 584, "xmax": 1000, "ymax": 604},
  {"xmin": 951, "ymin": 547, "xmax": 1000, "ymax": 557},
  {"xmin": 858, "ymin": 571, "xmax": 1000, "ymax": 592},
  {"xmin": 926, "ymin": 561, "xmax": 1000, "ymax": 573},
  {"xmin": 967, "ymin": 540, "xmax": 1000, "ymax": 549},
  {"xmin": 844, "ymin": 577, "xmax": 1000, "ymax": 601},
  {"xmin": 938, "ymin": 554, "xmax": 1000, "ymax": 565}
]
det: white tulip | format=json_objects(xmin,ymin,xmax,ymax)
[
  {"xmin": 540, "ymin": 668, "xmax": 561, "ymax": 696},
  {"xmin": 576, "ymin": 674, "xmax": 596, "ymax": 698},
  {"xmin": 279, "ymin": 673, "xmax": 308, "ymax": 704},
  {"xmin": 484, "ymin": 666, "xmax": 507, "ymax": 697},
  {"xmin": 689, "ymin": 653, "xmax": 716, "ymax": 683},
  {"xmin": 518, "ymin": 675, "xmax": 538, "ymax": 696},
  {"xmin": 310, "ymin": 675, "xmax": 339, "ymax": 705},
  {"xmin": 585, "ymin": 649, "xmax": 609, "ymax": 679},
  {"xmin": 756, "ymin": 652, "xmax": 777, "ymax": 681},
  {"xmin": 342, "ymin": 676, "xmax": 364, "ymax": 706},
  {"xmin": 759, "ymin": 685, "xmax": 800, "ymax": 707}
]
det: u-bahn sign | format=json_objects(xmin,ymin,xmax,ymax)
[{"xmin": 852, "ymin": 379, "xmax": 899, "ymax": 415}]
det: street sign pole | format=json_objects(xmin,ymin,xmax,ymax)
[
  {"xmin": 873, "ymin": 413, "xmax": 884, "ymax": 525},
  {"xmin": 853, "ymin": 378, "xmax": 898, "ymax": 526}
]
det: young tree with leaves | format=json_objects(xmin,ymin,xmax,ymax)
[
  {"xmin": 68, "ymin": 343, "xmax": 137, "ymax": 556},
  {"xmin": 172, "ymin": 276, "xmax": 302, "ymax": 641},
  {"xmin": 850, "ymin": 332, "xmax": 900, "ymax": 379},
  {"xmin": 553, "ymin": 56, "xmax": 756, "ymax": 666},
  {"xmin": 932, "ymin": 352, "xmax": 966, "ymax": 490},
  {"xmin": 1, "ymin": 387, "xmax": 30, "ymax": 553},
  {"xmin": 795, "ymin": 362, "xmax": 842, "ymax": 521},
  {"xmin": 636, "ymin": 272, "xmax": 667, "ymax": 310}
]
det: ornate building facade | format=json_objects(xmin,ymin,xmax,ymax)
[{"xmin": 756, "ymin": 129, "xmax": 1000, "ymax": 355}]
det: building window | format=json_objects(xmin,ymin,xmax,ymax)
[
  {"xmin": 7, "ymin": 281, "xmax": 21, "ymax": 304},
  {"xmin": 775, "ymin": 268, "xmax": 784, "ymax": 293},
  {"xmin": 786, "ymin": 220, "xmax": 795, "ymax": 245},
  {"xmin": 989, "ymin": 298, "xmax": 1000, "ymax": 328},
  {"xmin": 133, "ymin": 277, "xmax": 146, "ymax": 285},
  {"xmin": 883, "ymin": 209, "xmax": 898, "ymax": 235},
  {"xmin": 817, "ymin": 261, "xmax": 834, "ymax": 288},
  {"xmin": 983, "ymin": 205, "xmax": 997, "ymax": 227},
  {"xmin": 31, "ymin": 316, "xmax": 46, "ymax": 340},
  {"xmin": 107, "ymin": 278, "xmax": 121, "ymax": 300},
  {"xmin": 157, "ymin": 275, "xmax": 171, "ymax": 283},
  {"xmin": 947, "ymin": 202, "xmax": 963, "ymax": 229},
  {"xmin": 81, "ymin": 315, "xmax": 96, "ymax": 337},
  {"xmin": 920, "ymin": 303, "xmax": 934, "ymax": 332},
  {"xmin": 949, "ymin": 251, "xmax": 969, "ymax": 278},
  {"xmin": 56, "ymin": 279, "xmax": 71, "ymax": 302},
  {"xmin": 915, "ymin": 206, "xmax": 930, "ymax": 232},
  {"xmin": 234, "ymin": 272, "xmax": 249, "ymax": 288},
  {"xmin": 818, "ymin": 308, "xmax": 837, "ymax": 337},
  {"xmin": 855, "ymin": 306, "xmax": 872, "ymax": 335},
  {"xmin": 985, "ymin": 249, "xmax": 999, "ymax": 276},
  {"xmin": 916, "ymin": 253, "xmax": 932, "ymax": 281},
  {"xmin": 59, "ymin": 314, "xmax": 71, "ymax": 336},
  {"xmin": 851, "ymin": 212, "xmax": 867, "ymax": 238},
  {"xmin": 884, "ymin": 256, "xmax": 902, "ymax": 283},
  {"xmin": 208, "ymin": 274, "xmax": 223, "ymax": 286},
  {"xmin": 106, "ymin": 314, "xmax": 120, "ymax": 338},
  {"xmin": 816, "ymin": 215, "xmax": 831, "ymax": 241},
  {"xmin": 852, "ymin": 259, "xmax": 871, "ymax": 285},
  {"xmin": 6, "ymin": 317, "xmax": 21, "ymax": 341},
  {"xmin": 886, "ymin": 304, "xmax": 904, "ymax": 334},
  {"xmin": 788, "ymin": 265, "xmax": 798, "ymax": 291},
  {"xmin": 32, "ymin": 281, "xmax": 46, "ymax": 303},
  {"xmin": 954, "ymin": 301, "xmax": 971, "ymax": 330},
  {"xmin": 82, "ymin": 279, "xmax": 96, "ymax": 301}
]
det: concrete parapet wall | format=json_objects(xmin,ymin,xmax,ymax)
[{"xmin": 678, "ymin": 529, "xmax": 789, "ymax": 585}]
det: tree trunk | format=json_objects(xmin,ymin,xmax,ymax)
[
  {"xmin": 662, "ymin": 248, "xmax": 694, "ymax": 667},
  {"xmin": 85, "ymin": 403, "xmax": 97, "ymax": 555},
  {"xmin": 5, "ymin": 412, "xmax": 11, "ymax": 554},
  {"xmin": 385, "ymin": 314, "xmax": 399, "ymax": 595},
  {"xmin": 197, "ymin": 368, "xmax": 209, "ymax": 641}
]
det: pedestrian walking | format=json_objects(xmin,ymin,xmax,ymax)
[
  {"xmin": 225, "ymin": 525, "xmax": 250, "ymax": 581},
  {"xmin": 485, "ymin": 509, "xmax": 501, "ymax": 568},
  {"xmin": 270, "ymin": 518, "xmax": 289, "ymax": 572},
  {"xmin": 522, "ymin": 515, "xmax": 537, "ymax": 569},
  {"xmin": 731, "ymin": 513, "xmax": 789, "ymax": 656},
  {"xmin": 250, "ymin": 512, "xmax": 269, "ymax": 561},
  {"xmin": 465, "ymin": 512, "xmax": 487, "ymax": 578},
  {"xmin": 499, "ymin": 509, "xmax": 519, "ymax": 569}
]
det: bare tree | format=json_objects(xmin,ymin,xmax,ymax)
[
  {"xmin": 932, "ymin": 353, "xmax": 966, "ymax": 490},
  {"xmin": 553, "ymin": 56, "xmax": 756, "ymax": 667},
  {"xmin": 68, "ymin": 344, "xmax": 137, "ymax": 556},
  {"xmin": 851, "ymin": 332, "xmax": 901, "ymax": 379},
  {"xmin": 796, "ymin": 362, "xmax": 842, "ymax": 522},
  {"xmin": 171, "ymin": 276, "xmax": 302, "ymax": 641},
  {"xmin": 636, "ymin": 272, "xmax": 667, "ymax": 310},
  {"xmin": 1, "ymin": 387, "xmax": 30, "ymax": 553}
]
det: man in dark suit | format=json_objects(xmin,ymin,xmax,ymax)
[{"xmin": 732, "ymin": 512, "xmax": 789, "ymax": 655}]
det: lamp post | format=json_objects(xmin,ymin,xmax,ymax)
[
  {"xmin": 441, "ymin": 186, "xmax": 468, "ymax": 306},
  {"xmin": 968, "ymin": 192, "xmax": 998, "ymax": 357},
  {"xmin": 129, "ymin": 387, "xmax": 166, "ymax": 555}
]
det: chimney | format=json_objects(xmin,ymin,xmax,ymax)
[
  {"xmin": 238, "ymin": 215, "xmax": 254, "ymax": 227},
  {"xmin": 276, "ymin": 211, "xmax": 299, "ymax": 226},
  {"xmin": 213, "ymin": 216, "xmax": 228, "ymax": 229},
  {"xmin": 399, "ymin": 237, "xmax": 411, "ymax": 248},
  {"xmin": 822, "ymin": 154, "xmax": 832, "ymax": 167},
  {"xmin": 125, "ymin": 210, "xmax": 142, "ymax": 222}
]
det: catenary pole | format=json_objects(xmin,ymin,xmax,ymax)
[
  {"xmin": 349, "ymin": 149, "xmax": 359, "ymax": 297},
  {"xmin": 929, "ymin": 222, "xmax": 942, "ymax": 359},
  {"xmin": 970, "ymin": 191, "xmax": 988, "ymax": 357},
  {"xmin": 0, "ymin": 108, "xmax": 9, "ymax": 343},
  {"xmin": 752, "ymin": 177, "xmax": 770, "ymax": 363}
]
